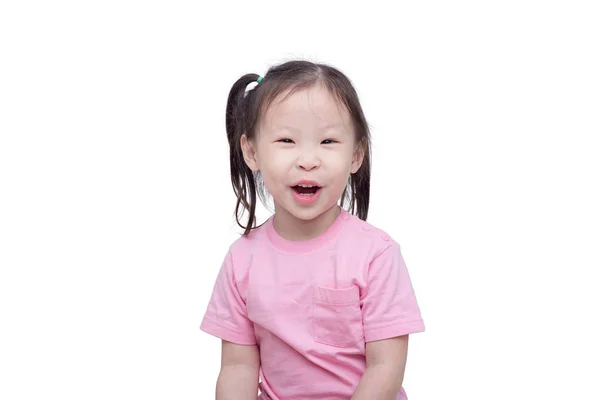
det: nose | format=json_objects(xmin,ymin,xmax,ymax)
[{"xmin": 296, "ymin": 150, "xmax": 320, "ymax": 171}]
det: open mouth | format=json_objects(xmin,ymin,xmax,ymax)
[{"xmin": 292, "ymin": 184, "xmax": 321, "ymax": 196}]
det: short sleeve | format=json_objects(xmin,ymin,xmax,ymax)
[
  {"xmin": 200, "ymin": 251, "xmax": 256, "ymax": 345},
  {"xmin": 361, "ymin": 243, "xmax": 425, "ymax": 342}
]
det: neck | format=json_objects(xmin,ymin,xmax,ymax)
[{"xmin": 272, "ymin": 204, "xmax": 341, "ymax": 241}]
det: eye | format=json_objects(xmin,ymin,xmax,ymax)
[
  {"xmin": 278, "ymin": 138, "xmax": 294, "ymax": 144},
  {"xmin": 322, "ymin": 139, "xmax": 338, "ymax": 144}
]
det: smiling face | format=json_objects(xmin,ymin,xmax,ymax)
[{"xmin": 241, "ymin": 84, "xmax": 364, "ymax": 228}]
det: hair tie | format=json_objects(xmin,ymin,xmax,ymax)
[{"xmin": 257, "ymin": 76, "xmax": 263, "ymax": 83}]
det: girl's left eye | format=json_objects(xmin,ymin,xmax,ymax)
[{"xmin": 322, "ymin": 139, "xmax": 337, "ymax": 144}]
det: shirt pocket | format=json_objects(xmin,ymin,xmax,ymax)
[{"xmin": 312, "ymin": 285, "xmax": 364, "ymax": 347}]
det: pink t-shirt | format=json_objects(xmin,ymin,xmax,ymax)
[{"xmin": 200, "ymin": 208, "xmax": 425, "ymax": 399}]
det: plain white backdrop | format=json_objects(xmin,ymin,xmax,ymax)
[{"xmin": 1, "ymin": 0, "xmax": 599, "ymax": 399}]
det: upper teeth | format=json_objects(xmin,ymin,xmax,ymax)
[{"xmin": 299, "ymin": 184, "xmax": 316, "ymax": 187}]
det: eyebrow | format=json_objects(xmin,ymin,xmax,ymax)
[{"xmin": 273, "ymin": 123, "xmax": 345, "ymax": 132}]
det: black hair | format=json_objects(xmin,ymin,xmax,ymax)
[{"xmin": 225, "ymin": 60, "xmax": 372, "ymax": 235}]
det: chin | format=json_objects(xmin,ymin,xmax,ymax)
[
  {"xmin": 284, "ymin": 201, "xmax": 338, "ymax": 222},
  {"xmin": 288, "ymin": 207, "xmax": 325, "ymax": 221}
]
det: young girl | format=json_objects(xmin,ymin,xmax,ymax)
[{"xmin": 200, "ymin": 60, "xmax": 425, "ymax": 400}]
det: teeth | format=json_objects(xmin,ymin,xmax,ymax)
[{"xmin": 298, "ymin": 184, "xmax": 316, "ymax": 187}]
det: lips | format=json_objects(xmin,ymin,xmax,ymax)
[
  {"xmin": 290, "ymin": 181, "xmax": 322, "ymax": 205},
  {"xmin": 292, "ymin": 184, "xmax": 320, "ymax": 195},
  {"xmin": 291, "ymin": 180, "xmax": 321, "ymax": 194}
]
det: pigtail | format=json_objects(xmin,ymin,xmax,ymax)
[
  {"xmin": 352, "ymin": 146, "xmax": 371, "ymax": 220},
  {"xmin": 225, "ymin": 73, "xmax": 262, "ymax": 235}
]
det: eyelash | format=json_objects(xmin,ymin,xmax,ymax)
[{"xmin": 277, "ymin": 139, "xmax": 338, "ymax": 144}]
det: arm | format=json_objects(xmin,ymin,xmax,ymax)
[
  {"xmin": 216, "ymin": 340, "xmax": 260, "ymax": 400},
  {"xmin": 199, "ymin": 250, "xmax": 259, "ymax": 398},
  {"xmin": 354, "ymin": 242, "xmax": 424, "ymax": 399},
  {"xmin": 351, "ymin": 335, "xmax": 409, "ymax": 400}
]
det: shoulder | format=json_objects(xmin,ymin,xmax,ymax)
[
  {"xmin": 339, "ymin": 212, "xmax": 401, "ymax": 259},
  {"xmin": 229, "ymin": 220, "xmax": 266, "ymax": 255},
  {"xmin": 225, "ymin": 221, "xmax": 268, "ymax": 277}
]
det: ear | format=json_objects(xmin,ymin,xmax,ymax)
[
  {"xmin": 240, "ymin": 134, "xmax": 259, "ymax": 171},
  {"xmin": 350, "ymin": 139, "xmax": 365, "ymax": 174}
]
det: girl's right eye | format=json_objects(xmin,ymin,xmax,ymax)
[{"xmin": 278, "ymin": 138, "xmax": 294, "ymax": 144}]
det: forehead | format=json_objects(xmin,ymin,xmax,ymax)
[{"xmin": 260, "ymin": 84, "xmax": 352, "ymax": 133}]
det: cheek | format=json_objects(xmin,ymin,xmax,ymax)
[
  {"xmin": 259, "ymin": 148, "xmax": 293, "ymax": 171},
  {"xmin": 256, "ymin": 151, "xmax": 289, "ymax": 189},
  {"xmin": 328, "ymin": 149, "xmax": 355, "ymax": 172},
  {"xmin": 324, "ymin": 160, "xmax": 352, "ymax": 191}
]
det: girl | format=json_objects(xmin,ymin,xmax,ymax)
[{"xmin": 200, "ymin": 60, "xmax": 425, "ymax": 400}]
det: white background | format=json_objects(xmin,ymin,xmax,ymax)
[{"xmin": 1, "ymin": 0, "xmax": 599, "ymax": 399}]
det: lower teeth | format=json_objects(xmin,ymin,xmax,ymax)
[{"xmin": 295, "ymin": 187, "xmax": 318, "ymax": 196}]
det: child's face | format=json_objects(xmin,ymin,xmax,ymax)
[{"xmin": 241, "ymin": 84, "xmax": 364, "ymax": 222}]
